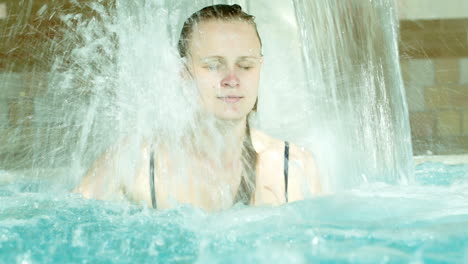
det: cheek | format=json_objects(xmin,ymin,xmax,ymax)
[
  {"xmin": 194, "ymin": 72, "xmax": 219, "ymax": 95},
  {"xmin": 245, "ymin": 72, "xmax": 261, "ymax": 92}
]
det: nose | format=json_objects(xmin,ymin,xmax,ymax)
[{"xmin": 221, "ymin": 72, "xmax": 240, "ymax": 88}]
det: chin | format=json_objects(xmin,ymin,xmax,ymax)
[{"xmin": 214, "ymin": 111, "xmax": 247, "ymax": 121}]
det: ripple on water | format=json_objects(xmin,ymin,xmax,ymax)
[{"xmin": 0, "ymin": 162, "xmax": 468, "ymax": 263}]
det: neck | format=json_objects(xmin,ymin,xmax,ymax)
[
  {"xmin": 214, "ymin": 117, "xmax": 248, "ymax": 164},
  {"xmin": 216, "ymin": 117, "xmax": 247, "ymax": 142},
  {"xmin": 191, "ymin": 115, "xmax": 248, "ymax": 166}
]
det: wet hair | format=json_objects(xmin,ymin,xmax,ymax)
[
  {"xmin": 177, "ymin": 4, "xmax": 260, "ymax": 205},
  {"xmin": 177, "ymin": 4, "xmax": 262, "ymax": 58}
]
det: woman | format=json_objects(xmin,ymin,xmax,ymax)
[{"xmin": 75, "ymin": 4, "xmax": 321, "ymax": 211}]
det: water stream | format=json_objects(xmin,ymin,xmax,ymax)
[{"xmin": 1, "ymin": 0, "xmax": 413, "ymax": 192}]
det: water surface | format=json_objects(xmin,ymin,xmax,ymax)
[{"xmin": 1, "ymin": 162, "xmax": 467, "ymax": 263}]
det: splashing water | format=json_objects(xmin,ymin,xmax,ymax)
[
  {"xmin": 1, "ymin": 0, "xmax": 412, "ymax": 191},
  {"xmin": 1, "ymin": 162, "xmax": 468, "ymax": 263},
  {"xmin": 291, "ymin": 0, "xmax": 413, "ymax": 190},
  {"xmin": 2, "ymin": 0, "xmax": 468, "ymax": 263}
]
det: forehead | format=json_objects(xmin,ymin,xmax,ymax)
[{"xmin": 189, "ymin": 20, "xmax": 261, "ymax": 58}]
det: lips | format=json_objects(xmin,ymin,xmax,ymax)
[{"xmin": 217, "ymin": 96, "xmax": 243, "ymax": 103}]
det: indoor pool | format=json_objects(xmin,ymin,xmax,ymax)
[
  {"xmin": 1, "ymin": 0, "xmax": 466, "ymax": 263},
  {"xmin": 1, "ymin": 161, "xmax": 468, "ymax": 263}
]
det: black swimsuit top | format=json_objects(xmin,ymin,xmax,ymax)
[{"xmin": 149, "ymin": 141, "xmax": 290, "ymax": 209}]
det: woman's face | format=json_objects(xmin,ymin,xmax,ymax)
[{"xmin": 187, "ymin": 20, "xmax": 262, "ymax": 121}]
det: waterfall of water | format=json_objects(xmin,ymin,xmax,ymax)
[
  {"xmin": 160, "ymin": 0, "xmax": 414, "ymax": 192},
  {"xmin": 290, "ymin": 0, "xmax": 414, "ymax": 190},
  {"xmin": 0, "ymin": 0, "xmax": 413, "ymax": 194}
]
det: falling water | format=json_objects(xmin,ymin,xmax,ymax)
[
  {"xmin": 0, "ymin": 0, "xmax": 413, "ymax": 193},
  {"xmin": 5, "ymin": 1, "xmax": 467, "ymax": 263},
  {"xmin": 144, "ymin": 0, "xmax": 414, "ymax": 192},
  {"xmin": 291, "ymin": 0, "xmax": 414, "ymax": 190}
]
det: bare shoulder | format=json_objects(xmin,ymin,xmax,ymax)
[
  {"xmin": 73, "ymin": 137, "xmax": 150, "ymax": 201},
  {"xmin": 251, "ymin": 128, "xmax": 322, "ymax": 197},
  {"xmin": 250, "ymin": 128, "xmax": 315, "ymax": 163}
]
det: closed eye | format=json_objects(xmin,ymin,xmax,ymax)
[
  {"xmin": 203, "ymin": 63, "xmax": 222, "ymax": 71},
  {"xmin": 238, "ymin": 64, "xmax": 254, "ymax": 70}
]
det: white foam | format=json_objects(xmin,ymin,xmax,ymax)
[{"xmin": 414, "ymin": 154, "xmax": 468, "ymax": 165}]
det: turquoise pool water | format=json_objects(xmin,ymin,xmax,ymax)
[{"xmin": 1, "ymin": 162, "xmax": 468, "ymax": 263}]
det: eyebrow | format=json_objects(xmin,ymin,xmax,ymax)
[{"xmin": 199, "ymin": 56, "xmax": 262, "ymax": 62}]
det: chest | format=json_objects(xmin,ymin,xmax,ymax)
[
  {"xmin": 128, "ymin": 149, "xmax": 289, "ymax": 209},
  {"xmin": 255, "ymin": 151, "xmax": 288, "ymax": 205}
]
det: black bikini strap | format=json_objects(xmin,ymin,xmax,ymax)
[
  {"xmin": 284, "ymin": 141, "xmax": 289, "ymax": 203},
  {"xmin": 149, "ymin": 150, "xmax": 157, "ymax": 209}
]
